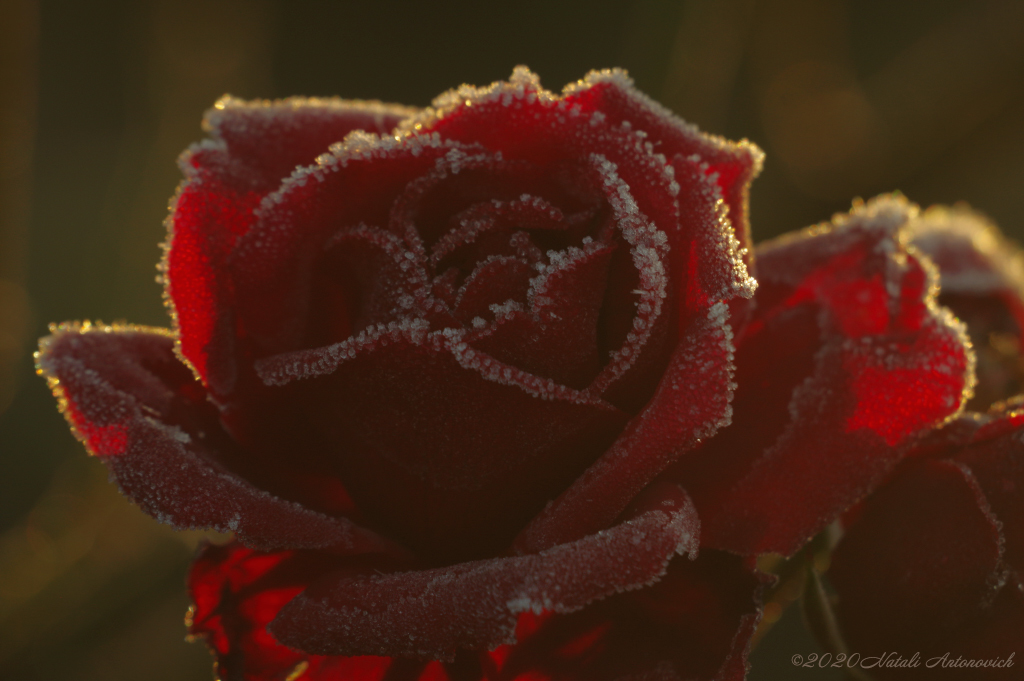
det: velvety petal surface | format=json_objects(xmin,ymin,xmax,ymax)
[
  {"xmin": 908, "ymin": 205, "xmax": 1024, "ymax": 409},
  {"xmin": 166, "ymin": 97, "xmax": 416, "ymax": 394},
  {"xmin": 256, "ymin": 324, "xmax": 630, "ymax": 563},
  {"xmin": 830, "ymin": 458, "xmax": 1005, "ymax": 645},
  {"xmin": 36, "ymin": 324, "xmax": 405, "ymax": 556},
  {"xmin": 270, "ymin": 483, "xmax": 699, "ymax": 660},
  {"xmin": 558, "ymin": 70, "xmax": 762, "ymax": 264},
  {"xmin": 665, "ymin": 196, "xmax": 974, "ymax": 556},
  {"xmin": 188, "ymin": 540, "xmax": 765, "ymax": 681},
  {"xmin": 485, "ymin": 551, "xmax": 767, "ymax": 681},
  {"xmin": 829, "ymin": 406, "xmax": 1024, "ymax": 680},
  {"xmin": 512, "ymin": 151, "xmax": 754, "ymax": 554}
]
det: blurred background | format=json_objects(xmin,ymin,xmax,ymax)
[{"xmin": 1, "ymin": 0, "xmax": 1022, "ymax": 678}]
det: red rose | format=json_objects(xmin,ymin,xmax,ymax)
[
  {"xmin": 906, "ymin": 205, "xmax": 1024, "ymax": 409},
  {"xmin": 826, "ymin": 210, "xmax": 1024, "ymax": 681},
  {"xmin": 829, "ymin": 407, "xmax": 1024, "ymax": 681},
  {"xmin": 37, "ymin": 68, "xmax": 972, "ymax": 681}
]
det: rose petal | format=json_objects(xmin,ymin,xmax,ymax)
[
  {"xmin": 166, "ymin": 98, "xmax": 415, "ymax": 395},
  {"xmin": 431, "ymin": 194, "xmax": 571, "ymax": 269},
  {"xmin": 454, "ymin": 255, "xmax": 536, "ymax": 323},
  {"xmin": 667, "ymin": 195, "xmax": 975, "ymax": 556},
  {"xmin": 951, "ymin": 412, "xmax": 1024, "ymax": 571},
  {"xmin": 468, "ymin": 242, "xmax": 614, "ymax": 389},
  {"xmin": 36, "ymin": 324, "xmax": 405, "ymax": 556},
  {"xmin": 908, "ymin": 205, "xmax": 1024, "ymax": 409},
  {"xmin": 490, "ymin": 551, "xmax": 766, "ymax": 681},
  {"xmin": 559, "ymin": 69, "xmax": 763, "ymax": 266},
  {"xmin": 204, "ymin": 96, "xmax": 417, "ymax": 191},
  {"xmin": 307, "ymin": 224, "xmax": 433, "ymax": 348},
  {"xmin": 189, "ymin": 512, "xmax": 765, "ymax": 681},
  {"xmin": 256, "ymin": 326, "xmax": 629, "ymax": 563},
  {"xmin": 228, "ymin": 134, "xmax": 479, "ymax": 358},
  {"xmin": 829, "ymin": 458, "xmax": 1005, "ymax": 649},
  {"xmin": 269, "ymin": 484, "xmax": 699, "ymax": 660},
  {"xmin": 188, "ymin": 542, "xmax": 405, "ymax": 681},
  {"xmin": 514, "ymin": 303, "xmax": 737, "ymax": 554},
  {"xmin": 592, "ymin": 153, "xmax": 753, "ymax": 412}
]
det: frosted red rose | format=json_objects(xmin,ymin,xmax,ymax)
[
  {"xmin": 38, "ymin": 68, "xmax": 977, "ymax": 681},
  {"xmin": 827, "ymin": 208, "xmax": 1024, "ymax": 681}
]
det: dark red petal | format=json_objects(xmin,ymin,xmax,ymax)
[
  {"xmin": 166, "ymin": 98, "xmax": 415, "ymax": 394},
  {"xmin": 909, "ymin": 205, "xmax": 1024, "ymax": 409},
  {"xmin": 829, "ymin": 458, "xmax": 1005, "ymax": 650},
  {"xmin": 467, "ymin": 243, "xmax": 614, "ymax": 389},
  {"xmin": 952, "ymin": 413, "xmax": 1024, "ymax": 570},
  {"xmin": 165, "ymin": 161, "xmax": 259, "ymax": 395},
  {"xmin": 269, "ymin": 484, "xmax": 699, "ymax": 660},
  {"xmin": 36, "ymin": 324, "xmax": 405, "ymax": 556},
  {"xmin": 308, "ymin": 224, "xmax": 433, "ymax": 348},
  {"xmin": 454, "ymin": 255, "xmax": 536, "ymax": 323},
  {"xmin": 559, "ymin": 70, "xmax": 763, "ymax": 266},
  {"xmin": 227, "ymin": 135, "xmax": 480, "ymax": 358},
  {"xmin": 591, "ymin": 154, "xmax": 753, "ymax": 411},
  {"xmin": 188, "ymin": 541, "xmax": 408, "ymax": 681},
  {"xmin": 204, "ymin": 96, "xmax": 416, "ymax": 192},
  {"xmin": 256, "ymin": 327, "xmax": 629, "ymax": 563},
  {"xmin": 669, "ymin": 196, "xmax": 974, "ymax": 556},
  {"xmin": 514, "ymin": 305, "xmax": 736, "ymax": 554},
  {"xmin": 490, "ymin": 551, "xmax": 767, "ymax": 681},
  {"xmin": 430, "ymin": 194, "xmax": 569, "ymax": 269}
]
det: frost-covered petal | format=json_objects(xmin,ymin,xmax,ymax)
[
  {"xmin": 468, "ymin": 242, "xmax": 614, "ymax": 390},
  {"xmin": 454, "ymin": 255, "xmax": 536, "ymax": 323},
  {"xmin": 667, "ymin": 195, "xmax": 974, "ymax": 556},
  {"xmin": 431, "ymin": 194, "xmax": 571, "ymax": 268},
  {"xmin": 949, "ymin": 411, "xmax": 1024, "ymax": 572},
  {"xmin": 559, "ymin": 69, "xmax": 763, "ymax": 266},
  {"xmin": 36, "ymin": 324, "xmax": 405, "ymax": 556},
  {"xmin": 908, "ymin": 205, "xmax": 1024, "ymax": 409},
  {"xmin": 489, "ymin": 551, "xmax": 767, "ymax": 681},
  {"xmin": 202, "ymin": 96, "xmax": 417, "ymax": 192},
  {"xmin": 515, "ymin": 303, "xmax": 737, "ymax": 554},
  {"xmin": 227, "ymin": 134, "xmax": 479, "ymax": 359},
  {"xmin": 189, "ymin": 511, "xmax": 765, "ymax": 681},
  {"xmin": 269, "ymin": 484, "xmax": 699, "ymax": 660},
  {"xmin": 307, "ymin": 224, "xmax": 433, "ymax": 348},
  {"xmin": 256, "ymin": 326, "xmax": 629, "ymax": 563},
  {"xmin": 592, "ymin": 153, "xmax": 752, "ymax": 412},
  {"xmin": 166, "ymin": 98, "xmax": 415, "ymax": 395},
  {"xmin": 829, "ymin": 458, "xmax": 1006, "ymax": 652},
  {"xmin": 188, "ymin": 542, "xmax": 405, "ymax": 681}
]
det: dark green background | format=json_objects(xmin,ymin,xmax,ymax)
[{"xmin": 1, "ymin": 0, "xmax": 1022, "ymax": 678}]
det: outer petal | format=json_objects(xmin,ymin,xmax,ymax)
[
  {"xmin": 829, "ymin": 411, "xmax": 1024, "ymax": 680},
  {"xmin": 666, "ymin": 195, "xmax": 975, "ymax": 556},
  {"xmin": 511, "ymin": 145, "xmax": 754, "ymax": 555},
  {"xmin": 830, "ymin": 459, "xmax": 1005, "ymax": 647},
  {"xmin": 36, "ymin": 323, "xmax": 406, "ymax": 557},
  {"xmin": 255, "ymin": 322, "xmax": 630, "ymax": 563},
  {"xmin": 908, "ymin": 205, "xmax": 1024, "ymax": 409},
  {"xmin": 269, "ymin": 483, "xmax": 699, "ymax": 660},
  {"xmin": 187, "ymin": 542, "xmax": 399, "ymax": 681},
  {"xmin": 188, "ymin": 539, "xmax": 767, "ymax": 681},
  {"xmin": 165, "ymin": 97, "xmax": 415, "ymax": 394},
  {"xmin": 488, "ymin": 551, "xmax": 767, "ymax": 681},
  {"xmin": 560, "ymin": 69, "xmax": 763, "ymax": 265},
  {"xmin": 949, "ymin": 410, "xmax": 1024, "ymax": 572}
]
